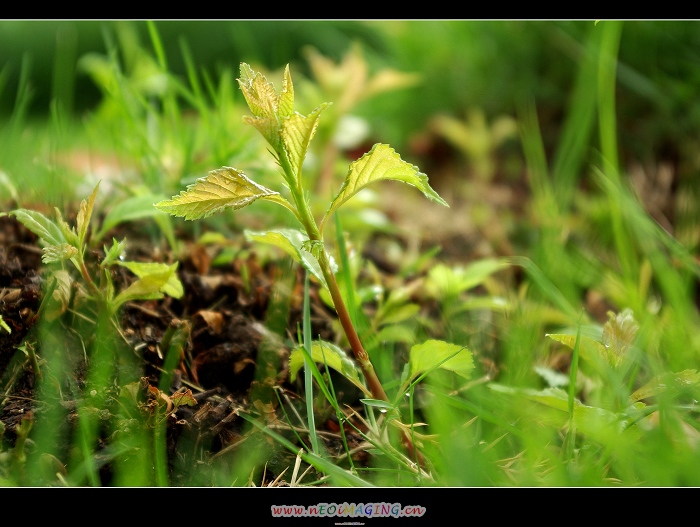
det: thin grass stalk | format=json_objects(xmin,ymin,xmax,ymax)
[{"xmin": 302, "ymin": 272, "xmax": 321, "ymax": 455}]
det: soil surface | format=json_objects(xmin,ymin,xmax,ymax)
[{"xmin": 0, "ymin": 208, "xmax": 348, "ymax": 484}]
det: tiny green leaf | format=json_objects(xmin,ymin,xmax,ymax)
[
  {"xmin": 101, "ymin": 238, "xmax": 128, "ymax": 268},
  {"xmin": 300, "ymin": 239, "xmax": 326, "ymax": 260},
  {"xmin": 238, "ymin": 63, "xmax": 279, "ymax": 120},
  {"xmin": 154, "ymin": 167, "xmax": 291, "ymax": 220},
  {"xmin": 376, "ymin": 324, "xmax": 417, "ymax": 345},
  {"xmin": 245, "ymin": 229, "xmax": 332, "ymax": 290},
  {"xmin": 77, "ymin": 181, "xmax": 101, "ymax": 248},
  {"xmin": 408, "ymin": 339, "xmax": 473, "ymax": 383},
  {"xmin": 377, "ymin": 302, "xmax": 421, "ymax": 326},
  {"xmin": 54, "ymin": 208, "xmax": 79, "ymax": 247},
  {"xmin": 0, "ymin": 315, "xmax": 10, "ymax": 334},
  {"xmin": 320, "ymin": 143, "xmax": 448, "ymax": 232},
  {"xmin": 426, "ymin": 259, "xmax": 510, "ymax": 299},
  {"xmin": 289, "ymin": 340, "xmax": 363, "ymax": 388},
  {"xmin": 112, "ymin": 267, "xmax": 176, "ymax": 311},
  {"xmin": 281, "ymin": 104, "xmax": 330, "ymax": 185},
  {"xmin": 42, "ymin": 243, "xmax": 79, "ymax": 264},
  {"xmin": 628, "ymin": 369, "xmax": 700, "ymax": 403},
  {"xmin": 116, "ymin": 261, "xmax": 184, "ymax": 299},
  {"xmin": 278, "ymin": 65, "xmax": 295, "ymax": 119},
  {"xmin": 546, "ymin": 333, "xmax": 608, "ymax": 367}
]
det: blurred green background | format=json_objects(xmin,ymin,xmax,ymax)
[{"xmin": 3, "ymin": 19, "xmax": 700, "ymax": 168}]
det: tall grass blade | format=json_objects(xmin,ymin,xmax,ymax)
[{"xmin": 302, "ymin": 272, "xmax": 321, "ymax": 455}]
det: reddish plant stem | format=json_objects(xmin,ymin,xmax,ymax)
[{"xmin": 319, "ymin": 252, "xmax": 427, "ymax": 469}]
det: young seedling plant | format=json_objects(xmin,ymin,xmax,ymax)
[
  {"xmin": 4, "ymin": 183, "xmax": 184, "ymax": 386},
  {"xmin": 7, "ymin": 182, "xmax": 183, "ymax": 323},
  {"xmin": 155, "ymin": 62, "xmax": 474, "ymax": 473}
]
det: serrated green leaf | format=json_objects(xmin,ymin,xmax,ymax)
[
  {"xmin": 281, "ymin": 104, "xmax": 329, "ymax": 185},
  {"xmin": 42, "ymin": 243, "xmax": 79, "ymax": 264},
  {"xmin": 278, "ymin": 64, "xmax": 294, "ymax": 119},
  {"xmin": 320, "ymin": 143, "xmax": 448, "ymax": 233},
  {"xmin": 94, "ymin": 193, "xmax": 170, "ymax": 242},
  {"xmin": 116, "ymin": 261, "xmax": 183, "ymax": 299},
  {"xmin": 77, "ymin": 181, "xmax": 100, "ymax": 248},
  {"xmin": 154, "ymin": 167, "xmax": 290, "ymax": 220},
  {"xmin": 10, "ymin": 209, "xmax": 66, "ymax": 247},
  {"xmin": 409, "ymin": 339, "xmax": 473, "ymax": 383},
  {"xmin": 237, "ymin": 63, "xmax": 279, "ymax": 120},
  {"xmin": 245, "ymin": 228, "xmax": 331, "ymax": 290},
  {"xmin": 289, "ymin": 340, "xmax": 363, "ymax": 389},
  {"xmin": 238, "ymin": 64, "xmax": 297, "ymax": 152}
]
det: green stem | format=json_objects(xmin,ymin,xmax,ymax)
[{"xmin": 279, "ymin": 145, "xmax": 426, "ymax": 467}]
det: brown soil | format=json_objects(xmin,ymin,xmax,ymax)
[{"xmin": 0, "ymin": 205, "xmax": 454, "ymax": 486}]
